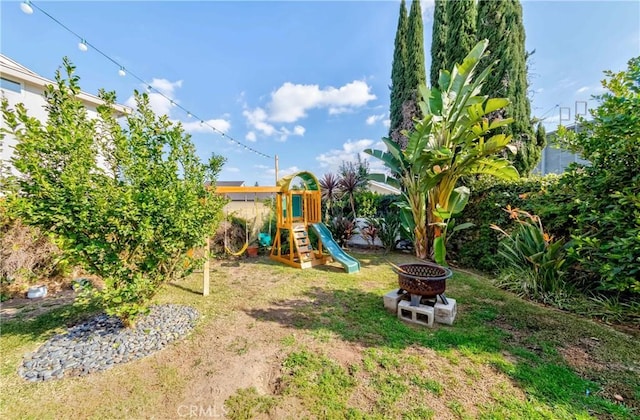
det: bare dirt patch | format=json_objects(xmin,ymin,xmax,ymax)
[
  {"xmin": 0, "ymin": 289, "xmax": 77, "ymax": 322},
  {"xmin": 560, "ymin": 341, "xmax": 605, "ymax": 372}
]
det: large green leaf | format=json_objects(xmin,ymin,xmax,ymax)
[
  {"xmin": 452, "ymin": 222, "xmax": 475, "ymax": 233},
  {"xmin": 382, "ymin": 137, "xmax": 403, "ymax": 163},
  {"xmin": 368, "ymin": 173, "xmax": 401, "ymax": 190},
  {"xmin": 464, "ymin": 158, "xmax": 519, "ymax": 180},
  {"xmin": 364, "ymin": 149, "xmax": 402, "ymax": 175}
]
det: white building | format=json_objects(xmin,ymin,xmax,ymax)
[
  {"xmin": 533, "ymin": 124, "xmax": 590, "ymax": 175},
  {"xmin": 0, "ymin": 54, "xmax": 129, "ymax": 176}
]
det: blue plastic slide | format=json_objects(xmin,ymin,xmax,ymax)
[{"xmin": 310, "ymin": 223, "xmax": 360, "ymax": 273}]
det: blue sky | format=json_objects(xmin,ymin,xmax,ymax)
[{"xmin": 2, "ymin": 1, "xmax": 639, "ymax": 185}]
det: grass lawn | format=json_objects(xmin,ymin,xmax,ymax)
[{"xmin": 1, "ymin": 252, "xmax": 638, "ymax": 419}]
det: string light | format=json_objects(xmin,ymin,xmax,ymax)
[
  {"xmin": 19, "ymin": 0, "xmax": 272, "ymax": 159},
  {"xmin": 20, "ymin": 1, "xmax": 33, "ymax": 14}
]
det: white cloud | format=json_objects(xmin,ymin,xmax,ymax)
[
  {"xmin": 181, "ymin": 118, "xmax": 231, "ymax": 134},
  {"xmin": 574, "ymin": 85, "xmax": 606, "ymax": 96},
  {"xmin": 150, "ymin": 78, "xmax": 182, "ymax": 96},
  {"xmin": 243, "ymin": 107, "xmax": 276, "ymax": 136},
  {"xmin": 316, "ymin": 139, "xmax": 387, "ymax": 174},
  {"xmin": 257, "ymin": 165, "xmax": 300, "ymax": 181},
  {"xmin": 382, "ymin": 119, "xmax": 391, "ymax": 128},
  {"xmin": 243, "ymin": 80, "xmax": 375, "ymax": 142},
  {"xmin": 243, "ymin": 107, "xmax": 306, "ymax": 142},
  {"xmin": 224, "ymin": 167, "xmax": 240, "ymax": 173},
  {"xmin": 245, "ymin": 131, "xmax": 257, "ymax": 142},
  {"xmin": 267, "ymin": 80, "xmax": 376, "ymax": 123},
  {"xmin": 125, "ymin": 92, "xmax": 173, "ymax": 117},
  {"xmin": 366, "ymin": 113, "xmax": 386, "ymax": 125},
  {"xmin": 422, "ymin": 0, "xmax": 435, "ymax": 20},
  {"xmin": 126, "ymin": 78, "xmax": 230, "ymax": 135}
]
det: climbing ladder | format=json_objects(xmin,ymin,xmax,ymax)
[{"xmin": 293, "ymin": 224, "xmax": 315, "ymax": 268}]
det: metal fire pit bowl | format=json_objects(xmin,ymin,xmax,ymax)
[{"xmin": 394, "ymin": 263, "xmax": 453, "ymax": 306}]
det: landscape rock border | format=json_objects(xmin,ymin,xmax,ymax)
[{"xmin": 18, "ymin": 304, "xmax": 199, "ymax": 382}]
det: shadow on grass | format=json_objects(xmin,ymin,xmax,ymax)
[
  {"xmin": 245, "ymin": 285, "xmax": 635, "ymax": 418},
  {"xmin": 246, "ymin": 286, "xmax": 504, "ymax": 352},
  {"xmin": 167, "ymin": 281, "xmax": 202, "ymax": 295},
  {"xmin": 1, "ymin": 303, "xmax": 102, "ymax": 344}
]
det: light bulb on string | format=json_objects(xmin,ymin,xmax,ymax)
[
  {"xmin": 187, "ymin": 113, "xmax": 192, "ymax": 118},
  {"xmin": 78, "ymin": 40, "xmax": 88, "ymax": 52},
  {"xmin": 146, "ymin": 85, "xmax": 151, "ymax": 93},
  {"xmin": 118, "ymin": 67, "xmax": 126, "ymax": 77},
  {"xmin": 20, "ymin": 1, "xmax": 33, "ymax": 14}
]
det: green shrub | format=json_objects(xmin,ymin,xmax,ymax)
[
  {"xmin": 491, "ymin": 207, "xmax": 568, "ymax": 299},
  {"xmin": 448, "ymin": 175, "xmax": 562, "ymax": 272},
  {"xmin": 376, "ymin": 213, "xmax": 403, "ymax": 254},
  {"xmin": 1, "ymin": 59, "xmax": 226, "ymax": 326},
  {"xmin": 328, "ymin": 217, "xmax": 357, "ymax": 248},
  {"xmin": 553, "ymin": 56, "xmax": 640, "ymax": 296},
  {"xmin": 354, "ymin": 190, "xmax": 382, "ymax": 219}
]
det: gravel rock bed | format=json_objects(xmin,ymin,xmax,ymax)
[{"xmin": 18, "ymin": 304, "xmax": 199, "ymax": 382}]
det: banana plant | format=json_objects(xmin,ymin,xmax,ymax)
[
  {"xmin": 366, "ymin": 39, "xmax": 519, "ymax": 263},
  {"xmin": 420, "ymin": 40, "xmax": 519, "ymax": 264},
  {"xmin": 364, "ymin": 120, "xmax": 439, "ymax": 259}
]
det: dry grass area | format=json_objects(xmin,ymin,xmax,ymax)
[{"xmin": 1, "ymin": 252, "xmax": 638, "ymax": 419}]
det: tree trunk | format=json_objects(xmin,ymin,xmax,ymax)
[{"xmin": 414, "ymin": 224, "xmax": 428, "ymax": 259}]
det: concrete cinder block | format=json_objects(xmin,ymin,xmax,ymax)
[
  {"xmin": 383, "ymin": 289, "xmax": 407, "ymax": 314},
  {"xmin": 397, "ymin": 300, "xmax": 434, "ymax": 328},
  {"xmin": 434, "ymin": 297, "xmax": 457, "ymax": 325}
]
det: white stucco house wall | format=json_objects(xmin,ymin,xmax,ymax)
[
  {"xmin": 0, "ymin": 54, "xmax": 129, "ymax": 177},
  {"xmin": 367, "ymin": 180, "xmax": 401, "ymax": 195}
]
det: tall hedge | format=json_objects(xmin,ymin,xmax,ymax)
[{"xmin": 448, "ymin": 176, "xmax": 563, "ymax": 273}]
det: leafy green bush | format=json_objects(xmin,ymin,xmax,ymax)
[
  {"xmin": 1, "ymin": 59, "xmax": 226, "ymax": 325},
  {"xmin": 327, "ymin": 217, "xmax": 357, "ymax": 248},
  {"xmin": 491, "ymin": 207, "xmax": 568, "ymax": 299},
  {"xmin": 448, "ymin": 175, "xmax": 562, "ymax": 272},
  {"xmin": 553, "ymin": 56, "xmax": 640, "ymax": 296},
  {"xmin": 376, "ymin": 213, "xmax": 402, "ymax": 254},
  {"xmin": 354, "ymin": 190, "xmax": 382, "ymax": 219}
]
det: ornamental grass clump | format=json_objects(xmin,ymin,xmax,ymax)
[{"xmin": 491, "ymin": 206, "xmax": 569, "ymax": 301}]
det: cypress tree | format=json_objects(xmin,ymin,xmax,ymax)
[
  {"xmin": 389, "ymin": 0, "xmax": 409, "ymax": 139},
  {"xmin": 406, "ymin": 0, "xmax": 426, "ymax": 95},
  {"xmin": 444, "ymin": 0, "xmax": 477, "ymax": 70},
  {"xmin": 430, "ymin": 0, "xmax": 448, "ymax": 88},
  {"xmin": 477, "ymin": 0, "xmax": 537, "ymax": 175},
  {"xmin": 389, "ymin": 0, "xmax": 425, "ymax": 149}
]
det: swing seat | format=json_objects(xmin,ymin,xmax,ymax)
[
  {"xmin": 225, "ymin": 241, "xmax": 249, "ymax": 256},
  {"xmin": 258, "ymin": 232, "xmax": 272, "ymax": 247}
]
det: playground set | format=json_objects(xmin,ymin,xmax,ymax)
[{"xmin": 214, "ymin": 171, "xmax": 360, "ymax": 274}]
